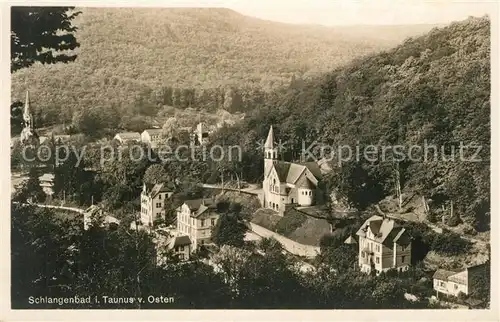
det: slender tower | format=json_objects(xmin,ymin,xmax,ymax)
[
  {"xmin": 264, "ymin": 126, "xmax": 277, "ymax": 176},
  {"xmin": 20, "ymin": 90, "xmax": 38, "ymax": 145}
]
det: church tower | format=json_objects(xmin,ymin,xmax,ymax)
[
  {"xmin": 23, "ymin": 90, "xmax": 33, "ymax": 131},
  {"xmin": 20, "ymin": 90, "xmax": 39, "ymax": 146},
  {"xmin": 264, "ymin": 126, "xmax": 278, "ymax": 176}
]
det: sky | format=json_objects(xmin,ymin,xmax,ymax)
[{"xmin": 225, "ymin": 0, "xmax": 497, "ymax": 26}]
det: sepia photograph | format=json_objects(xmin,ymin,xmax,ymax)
[{"xmin": 4, "ymin": 0, "xmax": 498, "ymax": 317}]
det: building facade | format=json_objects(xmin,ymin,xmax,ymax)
[
  {"xmin": 141, "ymin": 129, "xmax": 163, "ymax": 148},
  {"xmin": 140, "ymin": 183, "xmax": 174, "ymax": 227},
  {"xmin": 176, "ymin": 198, "xmax": 220, "ymax": 251},
  {"xmin": 114, "ymin": 132, "xmax": 141, "ymax": 144},
  {"xmin": 261, "ymin": 126, "xmax": 322, "ymax": 215},
  {"xmin": 433, "ymin": 263, "xmax": 488, "ymax": 298},
  {"xmin": 356, "ymin": 215, "xmax": 412, "ymax": 274}
]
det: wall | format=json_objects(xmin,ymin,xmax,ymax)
[{"xmin": 248, "ymin": 222, "xmax": 320, "ymax": 258}]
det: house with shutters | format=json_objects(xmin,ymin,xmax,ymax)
[
  {"xmin": 140, "ymin": 183, "xmax": 174, "ymax": 227},
  {"xmin": 262, "ymin": 126, "xmax": 323, "ymax": 215},
  {"xmin": 356, "ymin": 215, "xmax": 412, "ymax": 274},
  {"xmin": 176, "ymin": 198, "xmax": 220, "ymax": 251}
]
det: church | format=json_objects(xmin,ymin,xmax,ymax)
[{"xmin": 262, "ymin": 126, "xmax": 322, "ymax": 215}]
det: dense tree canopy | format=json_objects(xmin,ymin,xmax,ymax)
[{"xmin": 11, "ymin": 7, "xmax": 80, "ymax": 72}]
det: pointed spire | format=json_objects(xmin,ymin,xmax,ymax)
[
  {"xmin": 264, "ymin": 126, "xmax": 275, "ymax": 149},
  {"xmin": 23, "ymin": 90, "xmax": 31, "ymax": 122}
]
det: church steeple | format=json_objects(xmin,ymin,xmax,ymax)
[
  {"xmin": 264, "ymin": 126, "xmax": 278, "ymax": 176},
  {"xmin": 23, "ymin": 90, "xmax": 33, "ymax": 130},
  {"xmin": 264, "ymin": 125, "xmax": 275, "ymax": 149},
  {"xmin": 20, "ymin": 90, "xmax": 39, "ymax": 146}
]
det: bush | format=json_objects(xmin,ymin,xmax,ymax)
[
  {"xmin": 430, "ymin": 231, "xmax": 472, "ymax": 255},
  {"xmin": 447, "ymin": 215, "xmax": 462, "ymax": 227},
  {"xmin": 275, "ymin": 210, "xmax": 307, "ymax": 236},
  {"xmin": 426, "ymin": 211, "xmax": 438, "ymax": 223}
]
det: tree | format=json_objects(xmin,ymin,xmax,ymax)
[
  {"xmin": 11, "ymin": 7, "xmax": 81, "ymax": 72},
  {"xmin": 13, "ymin": 166, "xmax": 46, "ymax": 203},
  {"xmin": 11, "ymin": 101, "xmax": 23, "ymax": 135},
  {"xmin": 212, "ymin": 202, "xmax": 247, "ymax": 248}
]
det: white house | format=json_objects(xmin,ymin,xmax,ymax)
[
  {"xmin": 433, "ymin": 263, "xmax": 488, "ymax": 298},
  {"xmin": 140, "ymin": 183, "xmax": 174, "ymax": 227},
  {"xmin": 141, "ymin": 129, "xmax": 163, "ymax": 148},
  {"xmin": 356, "ymin": 215, "xmax": 412, "ymax": 274},
  {"xmin": 261, "ymin": 126, "xmax": 322, "ymax": 215},
  {"xmin": 38, "ymin": 173, "xmax": 55, "ymax": 196},
  {"xmin": 114, "ymin": 132, "xmax": 141, "ymax": 144},
  {"xmin": 195, "ymin": 122, "xmax": 211, "ymax": 145},
  {"xmin": 176, "ymin": 198, "xmax": 220, "ymax": 251}
]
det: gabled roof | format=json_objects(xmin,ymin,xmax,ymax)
[
  {"xmin": 168, "ymin": 235, "xmax": 191, "ymax": 249},
  {"xmin": 274, "ymin": 162, "xmax": 291, "ymax": 182},
  {"xmin": 356, "ymin": 215, "xmax": 409, "ymax": 246},
  {"xmin": 183, "ymin": 198, "xmax": 217, "ymax": 218},
  {"xmin": 302, "ymin": 162, "xmax": 323, "ymax": 179},
  {"xmin": 285, "ymin": 163, "xmax": 305, "ymax": 184},
  {"xmin": 433, "ymin": 269, "xmax": 461, "ymax": 281},
  {"xmin": 143, "ymin": 183, "xmax": 174, "ymax": 198},
  {"xmin": 344, "ymin": 236, "xmax": 357, "ymax": 244},
  {"xmin": 268, "ymin": 161, "xmax": 321, "ymax": 186},
  {"xmin": 115, "ymin": 132, "xmax": 141, "ymax": 140}
]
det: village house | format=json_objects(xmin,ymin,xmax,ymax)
[
  {"xmin": 141, "ymin": 129, "xmax": 163, "ymax": 148},
  {"xmin": 176, "ymin": 198, "xmax": 220, "ymax": 251},
  {"xmin": 140, "ymin": 183, "xmax": 174, "ymax": 227},
  {"xmin": 113, "ymin": 131, "xmax": 141, "ymax": 144},
  {"xmin": 262, "ymin": 126, "xmax": 323, "ymax": 215},
  {"xmin": 356, "ymin": 215, "xmax": 412, "ymax": 274},
  {"xmin": 433, "ymin": 263, "xmax": 488, "ymax": 298},
  {"xmin": 38, "ymin": 173, "xmax": 55, "ymax": 197},
  {"xmin": 167, "ymin": 235, "xmax": 192, "ymax": 261},
  {"xmin": 194, "ymin": 122, "xmax": 212, "ymax": 145}
]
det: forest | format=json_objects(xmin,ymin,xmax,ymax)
[
  {"xmin": 10, "ymin": 8, "xmax": 436, "ymax": 128},
  {"xmin": 208, "ymin": 16, "xmax": 491, "ymax": 231}
]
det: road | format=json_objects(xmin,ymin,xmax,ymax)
[
  {"xmin": 202, "ymin": 183, "xmax": 263, "ymax": 195},
  {"xmin": 12, "ymin": 201, "xmax": 85, "ymax": 214}
]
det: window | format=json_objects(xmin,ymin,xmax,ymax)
[
  {"xmin": 454, "ymin": 284, "xmax": 458, "ymax": 290},
  {"xmin": 201, "ymin": 219, "xmax": 205, "ymax": 227},
  {"xmin": 309, "ymin": 191, "xmax": 312, "ymax": 196},
  {"xmin": 402, "ymin": 256, "xmax": 405, "ymax": 263},
  {"xmin": 158, "ymin": 194, "xmax": 162, "ymax": 200},
  {"xmin": 180, "ymin": 246, "xmax": 184, "ymax": 251},
  {"xmin": 156, "ymin": 202, "xmax": 162, "ymax": 208},
  {"xmin": 179, "ymin": 254, "xmax": 185, "ymax": 260},
  {"xmin": 376, "ymin": 257, "xmax": 380, "ymax": 264},
  {"xmin": 440, "ymin": 281, "xmax": 445, "ymax": 287},
  {"xmin": 211, "ymin": 219, "xmax": 215, "ymax": 226},
  {"xmin": 362, "ymin": 252, "xmax": 365, "ymax": 258}
]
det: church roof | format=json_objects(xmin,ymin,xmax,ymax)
[
  {"xmin": 268, "ymin": 161, "xmax": 321, "ymax": 185},
  {"xmin": 264, "ymin": 126, "xmax": 274, "ymax": 148}
]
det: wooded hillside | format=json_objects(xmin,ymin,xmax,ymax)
[
  {"xmin": 213, "ymin": 16, "xmax": 490, "ymax": 231},
  {"xmin": 11, "ymin": 8, "xmax": 436, "ymax": 127}
]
